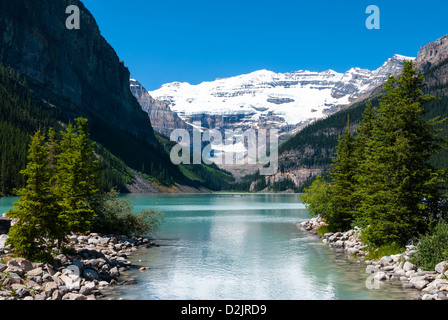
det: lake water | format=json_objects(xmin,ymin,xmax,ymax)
[{"xmin": 0, "ymin": 193, "xmax": 419, "ymax": 300}]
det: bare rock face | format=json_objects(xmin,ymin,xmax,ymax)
[
  {"xmin": 130, "ymin": 79, "xmax": 191, "ymax": 137},
  {"xmin": 416, "ymin": 34, "xmax": 448, "ymax": 72}
]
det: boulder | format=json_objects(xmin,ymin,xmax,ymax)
[
  {"xmin": 79, "ymin": 281, "xmax": 96, "ymax": 296},
  {"xmin": 62, "ymin": 293, "xmax": 87, "ymax": 300},
  {"xmin": 380, "ymin": 256, "xmax": 393, "ymax": 266},
  {"xmin": 51, "ymin": 289, "xmax": 63, "ymax": 301},
  {"xmin": 403, "ymin": 261, "xmax": 416, "ymax": 272},
  {"xmin": 26, "ymin": 268, "xmax": 43, "ymax": 277},
  {"xmin": 82, "ymin": 269, "xmax": 99, "ymax": 281},
  {"xmin": 435, "ymin": 261, "xmax": 448, "ymax": 274},
  {"xmin": 7, "ymin": 258, "xmax": 34, "ymax": 271},
  {"xmin": 0, "ymin": 234, "xmax": 9, "ymax": 249},
  {"xmin": 43, "ymin": 281, "xmax": 58, "ymax": 294},
  {"xmin": 373, "ymin": 272, "xmax": 388, "ymax": 281},
  {"xmin": 0, "ymin": 263, "xmax": 7, "ymax": 273}
]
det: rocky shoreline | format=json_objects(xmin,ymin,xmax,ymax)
[
  {"xmin": 0, "ymin": 232, "xmax": 153, "ymax": 300},
  {"xmin": 300, "ymin": 217, "xmax": 448, "ymax": 300}
]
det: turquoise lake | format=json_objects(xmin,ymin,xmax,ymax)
[{"xmin": 0, "ymin": 193, "xmax": 419, "ymax": 300}]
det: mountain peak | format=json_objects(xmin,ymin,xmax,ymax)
[{"xmin": 147, "ymin": 55, "xmax": 407, "ymax": 135}]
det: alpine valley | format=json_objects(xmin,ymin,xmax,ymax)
[
  {"xmin": 131, "ymin": 34, "xmax": 448, "ymax": 191},
  {"xmin": 1, "ymin": 0, "xmax": 447, "ymax": 196}
]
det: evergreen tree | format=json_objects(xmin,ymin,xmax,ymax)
[
  {"xmin": 55, "ymin": 118, "xmax": 99, "ymax": 241},
  {"xmin": 300, "ymin": 175, "xmax": 332, "ymax": 220},
  {"xmin": 325, "ymin": 118, "xmax": 357, "ymax": 231},
  {"xmin": 356, "ymin": 61, "xmax": 447, "ymax": 246},
  {"xmin": 6, "ymin": 130, "xmax": 60, "ymax": 260},
  {"xmin": 351, "ymin": 102, "xmax": 377, "ymax": 226}
]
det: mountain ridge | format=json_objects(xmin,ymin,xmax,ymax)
[{"xmin": 146, "ymin": 54, "xmax": 413, "ymax": 139}]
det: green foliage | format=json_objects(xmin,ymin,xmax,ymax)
[
  {"xmin": 90, "ymin": 189, "xmax": 164, "ymax": 237},
  {"xmin": 6, "ymin": 130, "xmax": 60, "ymax": 260},
  {"xmin": 95, "ymin": 143, "xmax": 135, "ymax": 193},
  {"xmin": 301, "ymin": 61, "xmax": 448, "ymax": 246},
  {"xmin": 355, "ymin": 61, "xmax": 447, "ymax": 247},
  {"xmin": 301, "ymin": 120, "xmax": 358, "ymax": 232},
  {"xmin": 0, "ymin": 66, "xmax": 135, "ymax": 195},
  {"xmin": 300, "ymin": 175, "xmax": 332, "ymax": 219},
  {"xmin": 53, "ymin": 118, "xmax": 99, "ymax": 241},
  {"xmin": 6, "ymin": 119, "xmax": 100, "ymax": 259},
  {"xmin": 364, "ymin": 242, "xmax": 404, "ymax": 261},
  {"xmin": 0, "ymin": 65, "xmax": 62, "ymax": 196},
  {"xmin": 326, "ymin": 119, "xmax": 357, "ymax": 231},
  {"xmin": 411, "ymin": 220, "xmax": 448, "ymax": 271}
]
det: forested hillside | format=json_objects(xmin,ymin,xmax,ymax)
[
  {"xmin": 0, "ymin": 65, "xmax": 138, "ymax": 195},
  {"xmin": 250, "ymin": 57, "xmax": 448, "ymax": 192}
]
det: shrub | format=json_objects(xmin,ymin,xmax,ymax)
[
  {"xmin": 91, "ymin": 189, "xmax": 164, "ymax": 237},
  {"xmin": 364, "ymin": 242, "xmax": 404, "ymax": 261},
  {"xmin": 411, "ymin": 220, "xmax": 448, "ymax": 271}
]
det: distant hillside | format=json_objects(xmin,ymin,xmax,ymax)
[{"xmin": 247, "ymin": 35, "xmax": 448, "ymax": 193}]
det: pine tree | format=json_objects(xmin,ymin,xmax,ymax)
[
  {"xmin": 356, "ymin": 61, "xmax": 447, "ymax": 246},
  {"xmin": 326, "ymin": 118, "xmax": 357, "ymax": 231},
  {"xmin": 6, "ymin": 130, "xmax": 60, "ymax": 260},
  {"xmin": 55, "ymin": 118, "xmax": 99, "ymax": 242}
]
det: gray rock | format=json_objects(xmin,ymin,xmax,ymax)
[
  {"xmin": 5, "ymin": 267, "xmax": 24, "ymax": 277},
  {"xmin": 79, "ymin": 281, "xmax": 96, "ymax": 296},
  {"xmin": 33, "ymin": 292, "xmax": 47, "ymax": 300},
  {"xmin": 26, "ymin": 267, "xmax": 44, "ymax": 277},
  {"xmin": 7, "ymin": 258, "xmax": 34, "ymax": 271},
  {"xmin": 51, "ymin": 290, "xmax": 63, "ymax": 300},
  {"xmin": 0, "ymin": 234, "xmax": 9, "ymax": 249},
  {"xmin": 382, "ymin": 266, "xmax": 395, "ymax": 272},
  {"xmin": 43, "ymin": 281, "xmax": 58, "ymax": 294},
  {"xmin": 422, "ymin": 293, "xmax": 437, "ymax": 300},
  {"xmin": 0, "ymin": 263, "xmax": 7, "ymax": 273},
  {"xmin": 62, "ymin": 293, "xmax": 87, "ymax": 300},
  {"xmin": 438, "ymin": 292, "xmax": 448, "ymax": 300},
  {"xmin": 82, "ymin": 269, "xmax": 99, "ymax": 281},
  {"xmin": 403, "ymin": 261, "xmax": 416, "ymax": 272},
  {"xmin": 332, "ymin": 240, "xmax": 345, "ymax": 248},
  {"xmin": 435, "ymin": 261, "xmax": 448, "ymax": 274},
  {"xmin": 374, "ymin": 272, "xmax": 388, "ymax": 281},
  {"xmin": 410, "ymin": 276, "xmax": 429, "ymax": 290},
  {"xmin": 88, "ymin": 238, "xmax": 100, "ymax": 245},
  {"xmin": 109, "ymin": 266, "xmax": 120, "ymax": 278},
  {"xmin": 380, "ymin": 256, "xmax": 393, "ymax": 266}
]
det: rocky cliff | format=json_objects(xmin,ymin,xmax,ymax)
[
  {"xmin": 130, "ymin": 79, "xmax": 191, "ymax": 137},
  {"xmin": 416, "ymin": 34, "xmax": 448, "ymax": 71},
  {"xmin": 416, "ymin": 34, "xmax": 448, "ymax": 87},
  {"xmin": 0, "ymin": 0, "xmax": 159, "ymax": 155}
]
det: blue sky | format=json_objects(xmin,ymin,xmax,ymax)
[{"xmin": 82, "ymin": 0, "xmax": 448, "ymax": 91}]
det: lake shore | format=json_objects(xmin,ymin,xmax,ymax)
[
  {"xmin": 299, "ymin": 217, "xmax": 448, "ymax": 300},
  {"xmin": 0, "ymin": 232, "xmax": 153, "ymax": 300}
]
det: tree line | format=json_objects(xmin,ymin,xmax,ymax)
[
  {"xmin": 301, "ymin": 61, "xmax": 448, "ymax": 248},
  {"xmin": 6, "ymin": 118, "xmax": 163, "ymax": 262}
]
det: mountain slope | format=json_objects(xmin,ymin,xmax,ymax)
[
  {"xmin": 148, "ymin": 54, "xmax": 412, "ymax": 137},
  {"xmin": 252, "ymin": 34, "xmax": 448, "ymax": 192},
  {"xmin": 129, "ymin": 78, "xmax": 191, "ymax": 137},
  {"xmin": 0, "ymin": 0, "xmax": 186, "ymax": 188}
]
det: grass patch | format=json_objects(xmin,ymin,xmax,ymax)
[
  {"xmin": 316, "ymin": 224, "xmax": 330, "ymax": 237},
  {"xmin": 364, "ymin": 242, "xmax": 404, "ymax": 261}
]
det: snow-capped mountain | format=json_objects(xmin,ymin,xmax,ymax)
[{"xmin": 148, "ymin": 54, "xmax": 414, "ymax": 135}]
